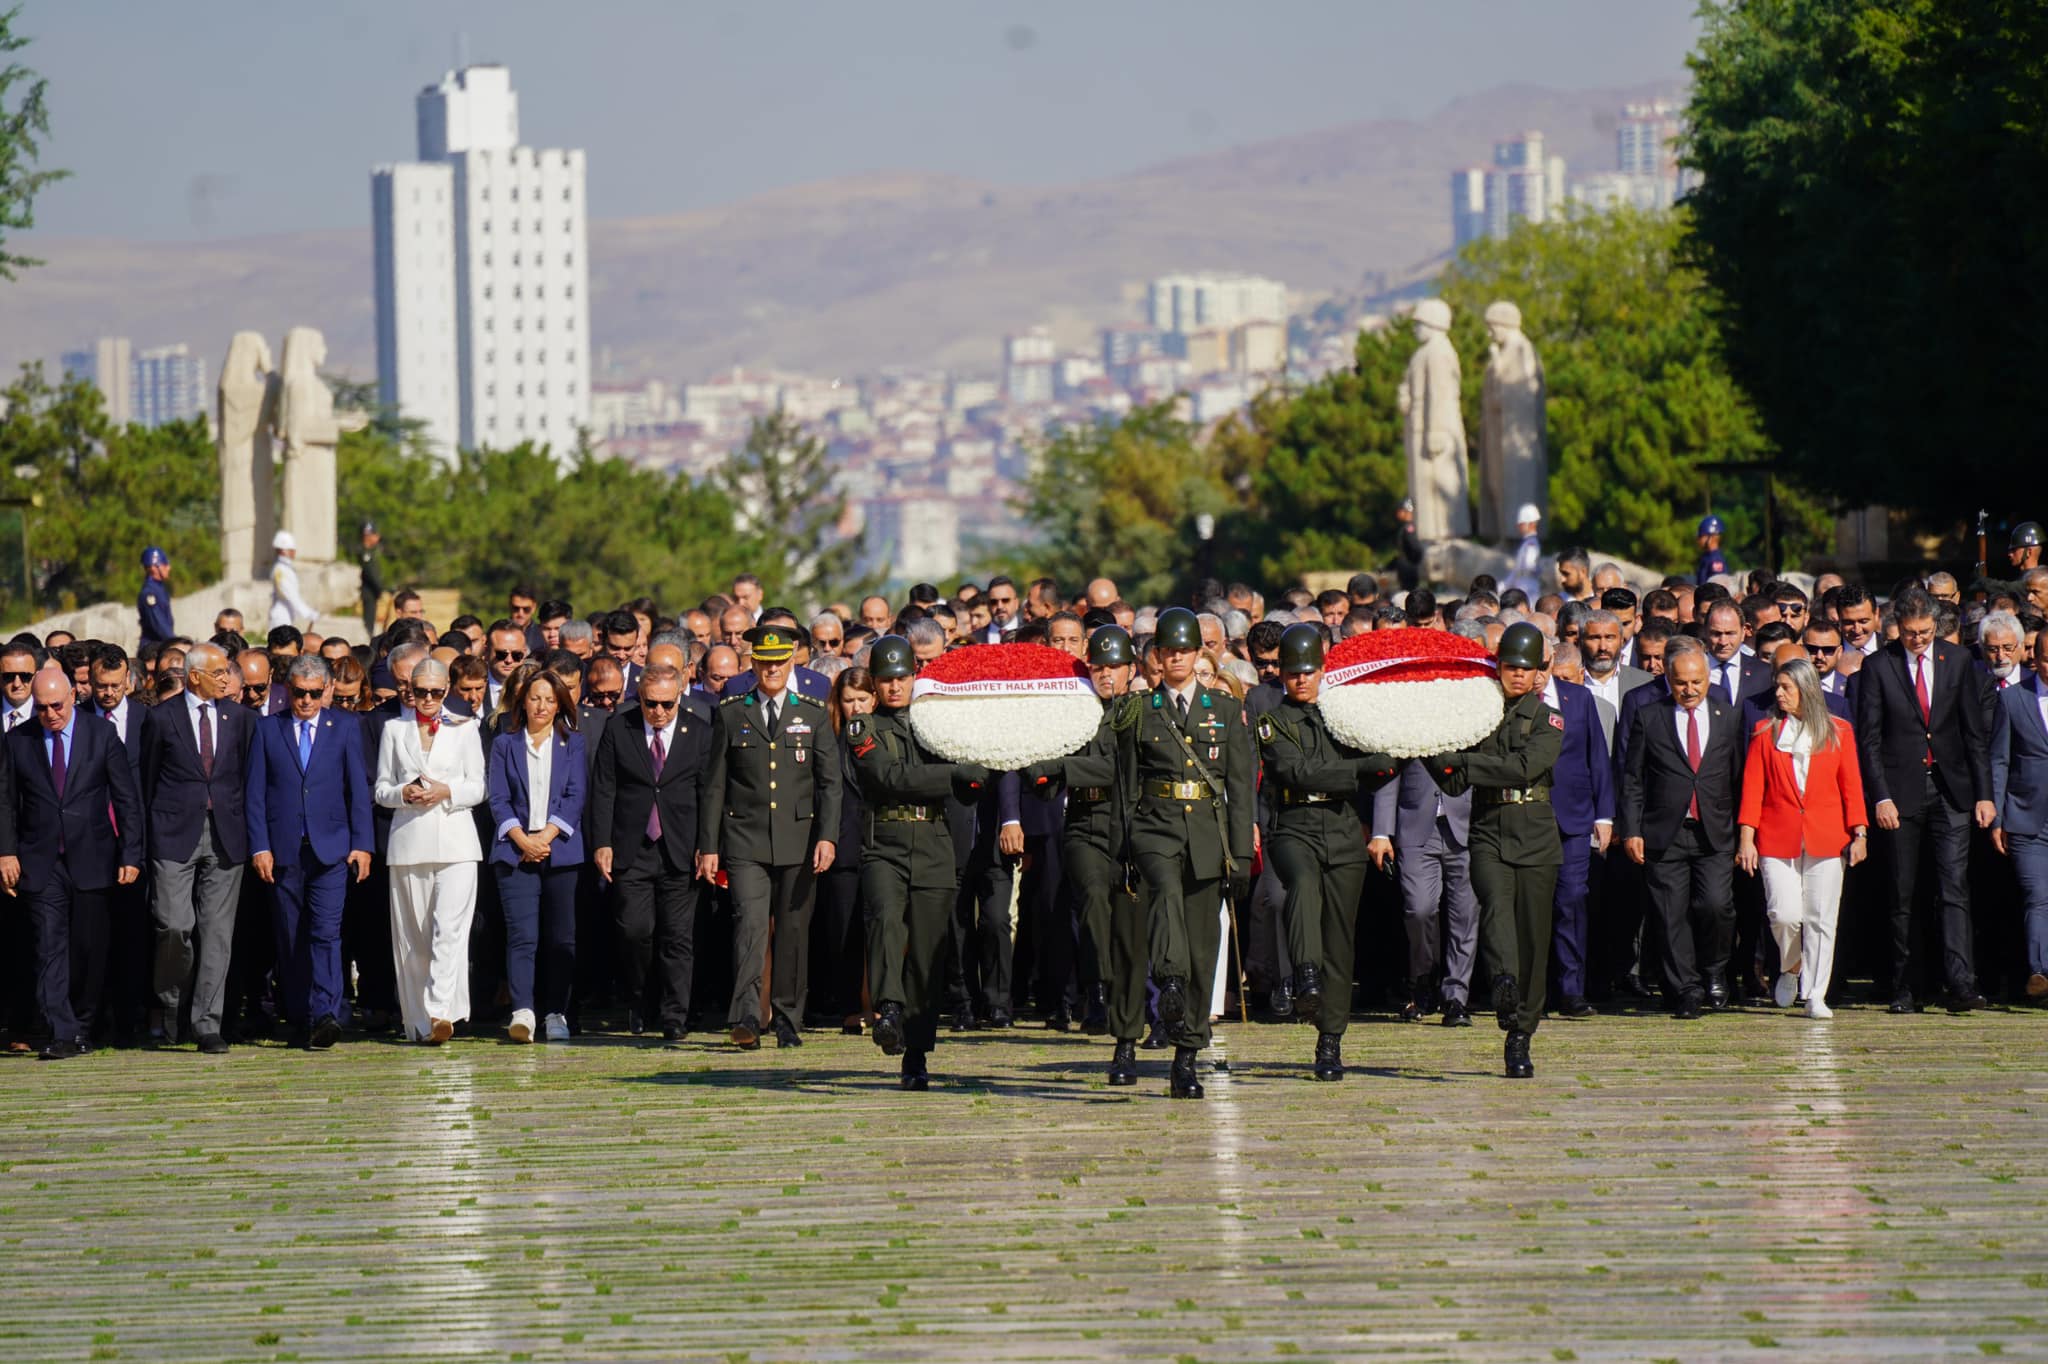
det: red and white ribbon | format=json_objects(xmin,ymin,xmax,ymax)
[{"xmin": 911, "ymin": 675, "xmax": 1095, "ymax": 701}]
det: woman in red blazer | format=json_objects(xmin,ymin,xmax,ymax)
[{"xmin": 1737, "ymin": 657, "xmax": 1869, "ymax": 1018}]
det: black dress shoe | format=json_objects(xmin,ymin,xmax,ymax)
[
  {"xmin": 1045, "ymin": 1005, "xmax": 1073, "ymax": 1033},
  {"xmin": 730, "ymin": 1022, "xmax": 761, "ymax": 1050},
  {"xmin": 1082, "ymin": 984, "xmax": 1109, "ymax": 1036},
  {"xmin": 1704, "ymin": 982, "xmax": 1729, "ymax": 1012},
  {"xmin": 1156, "ymin": 978, "xmax": 1188, "ymax": 1028},
  {"xmin": 1504, "ymin": 1029, "xmax": 1534, "ymax": 1079},
  {"xmin": 871, "ymin": 1004, "xmax": 906, "ymax": 1056},
  {"xmin": 773, "ymin": 1019, "xmax": 802, "ymax": 1048},
  {"xmin": 1557, "ymin": 996, "xmax": 1594, "ymax": 1019},
  {"xmin": 287, "ymin": 1025, "xmax": 312, "ymax": 1050},
  {"xmin": 1168, "ymin": 1046, "xmax": 1204, "ymax": 1100},
  {"xmin": 841, "ymin": 1014, "xmax": 865, "ymax": 1036},
  {"xmin": 39, "ymin": 1036, "xmax": 87, "ymax": 1060},
  {"xmin": 1292, "ymin": 965, "xmax": 1324, "ymax": 1022},
  {"xmin": 986, "ymin": 1009, "xmax": 1012, "ymax": 1029},
  {"xmin": 1888, "ymin": 993, "xmax": 1917, "ymax": 1015},
  {"xmin": 1491, "ymin": 973, "xmax": 1521, "ymax": 1031},
  {"xmin": 194, "ymin": 1032, "xmax": 231, "ymax": 1055},
  {"xmin": 662, "ymin": 1024, "xmax": 687, "ymax": 1046},
  {"xmin": 1266, "ymin": 983, "xmax": 1294, "ymax": 1021},
  {"xmin": 1139, "ymin": 1021, "xmax": 1169, "ymax": 1051},
  {"xmin": 951, "ymin": 1005, "xmax": 979, "ymax": 1033},
  {"xmin": 900, "ymin": 1051, "xmax": 929, "ymax": 1092},
  {"xmin": 1107, "ymin": 1039, "xmax": 1138, "ymax": 1087},
  {"xmin": 627, "ymin": 1011, "xmax": 647, "ymax": 1036},
  {"xmin": 1440, "ymin": 999, "xmax": 1472, "ymax": 1028},
  {"xmin": 1672, "ymin": 993, "xmax": 1704, "ymax": 1021},
  {"xmin": 1399, "ymin": 999, "xmax": 1425, "ymax": 1023},
  {"xmin": 308, "ymin": 1015, "xmax": 342, "ymax": 1050},
  {"xmin": 1312, "ymin": 1032, "xmax": 1344, "ymax": 1082},
  {"xmin": 1947, "ymin": 991, "xmax": 1989, "ymax": 1014}
]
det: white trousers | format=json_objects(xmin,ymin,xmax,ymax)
[
  {"xmin": 1759, "ymin": 853, "xmax": 1844, "ymax": 1003},
  {"xmin": 391, "ymin": 861, "xmax": 478, "ymax": 1040}
]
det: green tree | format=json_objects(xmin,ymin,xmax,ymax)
[
  {"xmin": 0, "ymin": 6, "xmax": 63, "ymax": 280},
  {"xmin": 719, "ymin": 410, "xmax": 869, "ymax": 608},
  {"xmin": 0, "ymin": 364, "xmax": 217, "ymax": 622},
  {"xmin": 1016, "ymin": 400, "xmax": 1233, "ymax": 605},
  {"xmin": 1683, "ymin": 0, "xmax": 2048, "ymax": 540},
  {"xmin": 1440, "ymin": 206, "xmax": 1830, "ymax": 573}
]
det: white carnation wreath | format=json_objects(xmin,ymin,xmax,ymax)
[
  {"xmin": 908, "ymin": 692, "xmax": 1104, "ymax": 770},
  {"xmin": 1318, "ymin": 676, "xmax": 1504, "ymax": 759}
]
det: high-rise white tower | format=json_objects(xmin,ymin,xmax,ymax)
[{"xmin": 372, "ymin": 65, "xmax": 590, "ymax": 460}]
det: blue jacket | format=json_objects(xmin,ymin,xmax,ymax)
[
  {"xmin": 0, "ymin": 712, "xmax": 145, "ymax": 891},
  {"xmin": 1992, "ymin": 673, "xmax": 2048, "ymax": 840},
  {"xmin": 486, "ymin": 728, "xmax": 587, "ymax": 868},
  {"xmin": 1547, "ymin": 679, "xmax": 1614, "ymax": 836},
  {"xmin": 138, "ymin": 577, "xmax": 175, "ymax": 646},
  {"xmin": 244, "ymin": 708, "xmax": 374, "ymax": 866}
]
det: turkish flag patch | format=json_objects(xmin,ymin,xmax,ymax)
[{"xmin": 1548, "ymin": 713, "xmax": 1565, "ymax": 731}]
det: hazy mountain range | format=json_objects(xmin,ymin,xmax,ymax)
[{"xmin": 1, "ymin": 79, "xmax": 1680, "ymax": 390}]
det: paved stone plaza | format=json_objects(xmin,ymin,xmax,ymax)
[{"xmin": 3, "ymin": 1008, "xmax": 2044, "ymax": 1361}]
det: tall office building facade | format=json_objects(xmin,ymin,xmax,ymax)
[
  {"xmin": 131, "ymin": 344, "xmax": 207, "ymax": 429},
  {"xmin": 372, "ymin": 65, "xmax": 590, "ymax": 460},
  {"xmin": 59, "ymin": 337, "xmax": 133, "ymax": 426}
]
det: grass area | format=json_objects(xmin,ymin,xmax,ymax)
[{"xmin": 2, "ymin": 1007, "xmax": 2044, "ymax": 1361}]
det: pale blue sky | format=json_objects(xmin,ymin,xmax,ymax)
[{"xmin": 17, "ymin": 0, "xmax": 1698, "ymax": 241}]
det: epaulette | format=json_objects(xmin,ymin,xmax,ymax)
[{"xmin": 720, "ymin": 693, "xmax": 743, "ymax": 705}]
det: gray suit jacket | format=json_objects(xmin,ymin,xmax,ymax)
[
  {"xmin": 1586, "ymin": 665, "xmax": 1652, "ymax": 750},
  {"xmin": 1370, "ymin": 758, "xmax": 1472, "ymax": 850}
]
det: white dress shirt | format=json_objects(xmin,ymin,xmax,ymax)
[
  {"xmin": 0, "ymin": 698, "xmax": 29, "ymax": 732},
  {"xmin": 1708, "ymin": 658, "xmax": 1743, "ymax": 706},
  {"xmin": 1584, "ymin": 670, "xmax": 1622, "ymax": 713},
  {"xmin": 1906, "ymin": 646, "xmax": 1934, "ymax": 707},
  {"xmin": 1542, "ymin": 680, "xmax": 1611, "ymax": 829},
  {"xmin": 184, "ymin": 689, "xmax": 217, "ymax": 749},
  {"xmin": 1674, "ymin": 699, "xmax": 1711, "ymax": 752},
  {"xmin": 100, "ymin": 697, "xmax": 131, "ymax": 746},
  {"xmin": 644, "ymin": 713, "xmax": 678, "ymax": 756}
]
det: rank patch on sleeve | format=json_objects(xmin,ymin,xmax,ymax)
[{"xmin": 1548, "ymin": 713, "xmax": 1565, "ymax": 731}]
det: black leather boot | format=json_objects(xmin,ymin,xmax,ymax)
[
  {"xmin": 1107, "ymin": 1039, "xmax": 1138, "ymax": 1087},
  {"xmin": 1169, "ymin": 1045, "xmax": 1204, "ymax": 1100},
  {"xmin": 1312, "ymin": 1031, "xmax": 1343, "ymax": 1081}
]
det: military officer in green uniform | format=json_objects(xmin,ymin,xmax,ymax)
[
  {"xmin": 1024, "ymin": 625, "xmax": 1143, "ymax": 1085},
  {"xmin": 1256, "ymin": 624, "xmax": 1398, "ymax": 1081},
  {"xmin": 1117, "ymin": 606, "xmax": 1254, "ymax": 1099},
  {"xmin": 698, "ymin": 623, "xmax": 842, "ymax": 1051},
  {"xmin": 845, "ymin": 635, "xmax": 989, "ymax": 1090},
  {"xmin": 1426, "ymin": 622, "xmax": 1563, "ymax": 1080}
]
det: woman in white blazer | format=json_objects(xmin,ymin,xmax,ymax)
[{"xmin": 374, "ymin": 657, "xmax": 488, "ymax": 1043}]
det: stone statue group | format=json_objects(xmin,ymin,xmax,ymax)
[
  {"xmin": 217, "ymin": 327, "xmax": 364, "ymax": 582},
  {"xmin": 1396, "ymin": 298, "xmax": 1546, "ymax": 544}
]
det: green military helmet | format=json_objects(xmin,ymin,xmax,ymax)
[
  {"xmin": 869, "ymin": 635, "xmax": 917, "ymax": 680},
  {"xmin": 2013, "ymin": 521, "xmax": 2044, "ymax": 551},
  {"xmin": 1277, "ymin": 623, "xmax": 1325, "ymax": 675},
  {"xmin": 1086, "ymin": 624, "xmax": 1135, "ymax": 668},
  {"xmin": 1497, "ymin": 622, "xmax": 1547, "ymax": 670},
  {"xmin": 1154, "ymin": 606, "xmax": 1202, "ymax": 651}
]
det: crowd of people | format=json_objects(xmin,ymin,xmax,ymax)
[{"xmin": 5, "ymin": 514, "xmax": 2046, "ymax": 1094}]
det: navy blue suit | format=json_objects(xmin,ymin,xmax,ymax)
[
  {"xmin": 488, "ymin": 728, "xmax": 587, "ymax": 1019},
  {"xmin": 244, "ymin": 709, "xmax": 374, "ymax": 1027},
  {"xmin": 1992, "ymin": 673, "xmax": 2048, "ymax": 979},
  {"xmin": 138, "ymin": 577, "xmax": 175, "ymax": 647},
  {"xmin": 1548, "ymin": 680, "xmax": 1614, "ymax": 1001},
  {"xmin": 0, "ymin": 713, "xmax": 145, "ymax": 1043}
]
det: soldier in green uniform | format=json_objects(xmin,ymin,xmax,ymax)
[
  {"xmin": 1427, "ymin": 622, "xmax": 1563, "ymax": 1080},
  {"xmin": 1117, "ymin": 606, "xmax": 1254, "ymax": 1099},
  {"xmin": 697, "ymin": 623, "xmax": 842, "ymax": 1050},
  {"xmin": 1256, "ymin": 624, "xmax": 1398, "ymax": 1081},
  {"xmin": 1024, "ymin": 625, "xmax": 1143, "ymax": 1085},
  {"xmin": 845, "ymin": 635, "xmax": 989, "ymax": 1090}
]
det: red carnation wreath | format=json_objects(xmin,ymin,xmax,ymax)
[
  {"xmin": 1318, "ymin": 627, "xmax": 1502, "ymax": 757},
  {"xmin": 908, "ymin": 643, "xmax": 1101, "ymax": 768}
]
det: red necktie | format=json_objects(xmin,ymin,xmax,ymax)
[
  {"xmin": 1914, "ymin": 654, "xmax": 1932, "ymax": 764},
  {"xmin": 1685, "ymin": 705, "xmax": 1701, "ymax": 820},
  {"xmin": 646, "ymin": 730, "xmax": 667, "ymax": 841}
]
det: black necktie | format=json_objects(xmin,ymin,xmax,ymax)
[
  {"xmin": 764, "ymin": 698, "xmax": 778, "ymax": 735},
  {"xmin": 1175, "ymin": 692, "xmax": 1189, "ymax": 726}
]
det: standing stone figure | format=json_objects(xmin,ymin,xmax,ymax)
[
  {"xmin": 1396, "ymin": 298, "xmax": 1470, "ymax": 541},
  {"xmin": 275, "ymin": 326, "xmax": 349, "ymax": 566},
  {"xmin": 217, "ymin": 332, "xmax": 278, "ymax": 581},
  {"xmin": 1479, "ymin": 301, "xmax": 1548, "ymax": 544}
]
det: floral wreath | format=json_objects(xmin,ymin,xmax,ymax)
[
  {"xmin": 1318, "ymin": 627, "xmax": 1503, "ymax": 758},
  {"xmin": 908, "ymin": 643, "xmax": 1101, "ymax": 769}
]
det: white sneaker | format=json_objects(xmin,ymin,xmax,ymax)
[
  {"xmin": 508, "ymin": 1008, "xmax": 535, "ymax": 1043},
  {"xmin": 543, "ymin": 1012, "xmax": 570, "ymax": 1042},
  {"xmin": 1806, "ymin": 999, "xmax": 1833, "ymax": 1020},
  {"xmin": 1773, "ymin": 972, "xmax": 1799, "ymax": 1009}
]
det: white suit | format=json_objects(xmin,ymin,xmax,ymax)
[
  {"xmin": 269, "ymin": 554, "xmax": 316, "ymax": 630},
  {"xmin": 374, "ymin": 714, "xmax": 487, "ymax": 1040}
]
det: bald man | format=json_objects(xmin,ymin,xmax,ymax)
[
  {"xmin": 0, "ymin": 670, "xmax": 145, "ymax": 1058},
  {"xmin": 1085, "ymin": 578, "xmax": 1118, "ymax": 611}
]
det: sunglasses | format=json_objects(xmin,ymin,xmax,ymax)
[
  {"xmin": 32, "ymin": 700, "xmax": 67, "ymax": 713},
  {"xmin": 289, "ymin": 686, "xmax": 325, "ymax": 701},
  {"xmin": 493, "ymin": 649, "xmax": 527, "ymax": 662},
  {"xmin": 589, "ymin": 689, "xmax": 622, "ymax": 705},
  {"xmin": 412, "ymin": 687, "xmax": 448, "ymax": 701},
  {"xmin": 1808, "ymin": 644, "xmax": 1840, "ymax": 656},
  {"xmin": 1, "ymin": 671, "xmax": 32, "ymax": 684},
  {"xmin": 242, "ymin": 683, "xmax": 270, "ymax": 696},
  {"xmin": 641, "ymin": 696, "xmax": 679, "ymax": 710}
]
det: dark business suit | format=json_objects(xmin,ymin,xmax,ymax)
[
  {"xmin": 1372, "ymin": 761, "xmax": 1479, "ymax": 1008},
  {"xmin": 946, "ymin": 769, "xmax": 1023, "ymax": 1020},
  {"xmin": 1620, "ymin": 696, "xmax": 1744, "ymax": 1005},
  {"xmin": 1992, "ymin": 673, "xmax": 2048, "ymax": 982},
  {"xmin": 1547, "ymin": 680, "xmax": 1613, "ymax": 1004},
  {"xmin": 245, "ymin": 709, "xmax": 374, "ymax": 1029},
  {"xmin": 0, "ymin": 714, "xmax": 146, "ymax": 1045},
  {"xmin": 589, "ymin": 705, "xmax": 713, "ymax": 1032},
  {"xmin": 573, "ymin": 701, "xmax": 619, "ymax": 1014},
  {"xmin": 97, "ymin": 700, "xmax": 150, "ymax": 1040},
  {"xmin": 487, "ymin": 728, "xmax": 587, "ymax": 1021},
  {"xmin": 140, "ymin": 695, "xmax": 257, "ymax": 1041},
  {"xmin": 1706, "ymin": 653, "xmax": 1772, "ymax": 711},
  {"xmin": 1854, "ymin": 640, "xmax": 1993, "ymax": 1001},
  {"xmin": 344, "ymin": 700, "xmax": 402, "ymax": 1022}
]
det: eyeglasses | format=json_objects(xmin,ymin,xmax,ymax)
[
  {"xmin": 412, "ymin": 687, "xmax": 448, "ymax": 701},
  {"xmin": 289, "ymin": 686, "xmax": 325, "ymax": 701},
  {"xmin": 492, "ymin": 649, "xmax": 527, "ymax": 662}
]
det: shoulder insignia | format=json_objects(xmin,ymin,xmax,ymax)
[
  {"xmin": 720, "ymin": 693, "xmax": 742, "ymax": 705},
  {"xmin": 1151, "ymin": 693, "xmax": 1164, "ymax": 709},
  {"xmin": 1256, "ymin": 717, "xmax": 1273, "ymax": 743},
  {"xmin": 1548, "ymin": 712, "xmax": 1566, "ymax": 731},
  {"xmin": 743, "ymin": 693, "xmax": 756, "ymax": 707},
  {"xmin": 846, "ymin": 717, "xmax": 865, "ymax": 741},
  {"xmin": 1200, "ymin": 691, "xmax": 1213, "ymax": 709}
]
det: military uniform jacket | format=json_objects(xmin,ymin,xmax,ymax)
[
  {"xmin": 698, "ymin": 688, "xmax": 842, "ymax": 866},
  {"xmin": 358, "ymin": 545, "xmax": 386, "ymax": 601},
  {"xmin": 846, "ymin": 707, "xmax": 960, "ymax": 891},
  {"xmin": 137, "ymin": 578, "xmax": 174, "ymax": 646},
  {"xmin": 1433, "ymin": 689, "xmax": 1564, "ymax": 868},
  {"xmin": 1025, "ymin": 701, "xmax": 1123, "ymax": 857},
  {"xmin": 1256, "ymin": 697, "xmax": 1396, "ymax": 866},
  {"xmin": 1117, "ymin": 683, "xmax": 1254, "ymax": 879}
]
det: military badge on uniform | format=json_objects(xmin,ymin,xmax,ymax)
[
  {"xmin": 1548, "ymin": 712, "xmax": 1565, "ymax": 730},
  {"xmin": 1256, "ymin": 718, "xmax": 1273, "ymax": 742}
]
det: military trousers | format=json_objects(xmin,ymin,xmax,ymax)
[
  {"xmin": 1269, "ymin": 835, "xmax": 1368, "ymax": 1035},
  {"xmin": 727, "ymin": 859, "xmax": 816, "ymax": 1032},
  {"xmin": 1470, "ymin": 826, "xmax": 1559, "ymax": 1036},
  {"xmin": 1068, "ymin": 839, "xmax": 1145, "ymax": 1041},
  {"xmin": 1136, "ymin": 848, "xmax": 1222, "ymax": 1049}
]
